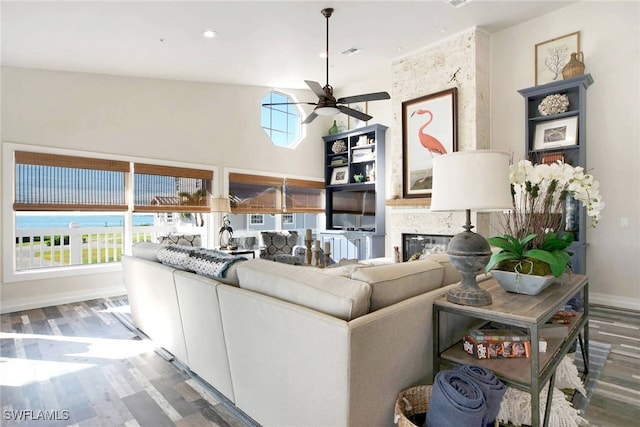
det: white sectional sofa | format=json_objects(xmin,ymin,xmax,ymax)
[{"xmin": 121, "ymin": 243, "xmax": 474, "ymax": 427}]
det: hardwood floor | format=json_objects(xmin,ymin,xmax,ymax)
[
  {"xmin": 581, "ymin": 305, "xmax": 640, "ymax": 426},
  {"xmin": 1, "ymin": 299, "xmax": 638, "ymax": 426},
  {"xmin": 0, "ymin": 297, "xmax": 255, "ymax": 427}
]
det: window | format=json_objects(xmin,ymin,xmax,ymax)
[
  {"xmin": 249, "ymin": 214, "xmax": 264, "ymax": 225},
  {"xmin": 227, "ymin": 172, "xmax": 324, "ymax": 236},
  {"xmin": 14, "ymin": 151, "xmax": 129, "ymax": 211},
  {"xmin": 261, "ymin": 90, "xmax": 304, "ymax": 148},
  {"xmin": 10, "ymin": 148, "xmax": 214, "ymax": 274},
  {"xmin": 229, "ymin": 173, "xmax": 283, "ymax": 214},
  {"xmin": 282, "ymin": 213, "xmax": 294, "ymax": 225}
]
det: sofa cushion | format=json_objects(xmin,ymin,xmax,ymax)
[
  {"xmin": 236, "ymin": 259, "xmax": 371, "ymax": 321},
  {"xmin": 131, "ymin": 241, "xmax": 165, "ymax": 261},
  {"xmin": 419, "ymin": 252, "xmax": 462, "ymax": 285},
  {"xmin": 350, "ymin": 259, "xmax": 444, "ymax": 311},
  {"xmin": 184, "ymin": 249, "xmax": 247, "ymax": 285},
  {"xmin": 157, "ymin": 245, "xmax": 197, "ymax": 269},
  {"xmin": 158, "ymin": 233, "xmax": 202, "ymax": 247}
]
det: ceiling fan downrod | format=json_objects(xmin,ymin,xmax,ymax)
[{"xmin": 321, "ymin": 8, "xmax": 333, "ymax": 89}]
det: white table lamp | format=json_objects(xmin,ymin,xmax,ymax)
[{"xmin": 430, "ymin": 151, "xmax": 512, "ymax": 306}]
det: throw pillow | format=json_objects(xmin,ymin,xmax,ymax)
[
  {"xmin": 157, "ymin": 245, "xmax": 197, "ymax": 269},
  {"xmin": 260, "ymin": 231, "xmax": 299, "ymax": 256},
  {"xmin": 158, "ymin": 233, "xmax": 202, "ymax": 247}
]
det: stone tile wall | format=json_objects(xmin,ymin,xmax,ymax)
[{"xmin": 387, "ymin": 28, "xmax": 492, "ymax": 258}]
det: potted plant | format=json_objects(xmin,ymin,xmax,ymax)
[{"xmin": 486, "ymin": 160, "xmax": 604, "ymax": 294}]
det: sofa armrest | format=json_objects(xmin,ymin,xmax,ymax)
[{"xmin": 346, "ymin": 282, "xmax": 471, "ymax": 426}]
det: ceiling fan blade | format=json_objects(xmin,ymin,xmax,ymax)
[
  {"xmin": 262, "ymin": 102, "xmax": 318, "ymax": 106},
  {"xmin": 305, "ymin": 80, "xmax": 329, "ymax": 99},
  {"xmin": 302, "ymin": 111, "xmax": 319, "ymax": 124},
  {"xmin": 338, "ymin": 105, "xmax": 372, "ymax": 122},
  {"xmin": 337, "ymin": 91, "xmax": 391, "ymax": 104}
]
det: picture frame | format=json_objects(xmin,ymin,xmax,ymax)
[
  {"xmin": 534, "ymin": 117, "xmax": 578, "ymax": 150},
  {"xmin": 347, "ymin": 102, "xmax": 368, "ymax": 130},
  {"xmin": 535, "ymin": 31, "xmax": 580, "ymax": 86},
  {"xmin": 330, "ymin": 166, "xmax": 349, "ymax": 185},
  {"xmin": 402, "ymin": 88, "xmax": 458, "ymax": 198}
]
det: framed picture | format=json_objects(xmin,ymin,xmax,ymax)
[
  {"xmin": 402, "ymin": 88, "xmax": 458, "ymax": 198},
  {"xmin": 535, "ymin": 31, "xmax": 580, "ymax": 85},
  {"xmin": 347, "ymin": 102, "xmax": 368, "ymax": 130},
  {"xmin": 330, "ymin": 166, "xmax": 349, "ymax": 185},
  {"xmin": 534, "ymin": 117, "xmax": 578, "ymax": 150}
]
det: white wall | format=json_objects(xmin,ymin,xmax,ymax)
[
  {"xmin": 491, "ymin": 1, "xmax": 640, "ymax": 309},
  {"xmin": 1, "ymin": 67, "xmax": 329, "ymax": 312}
]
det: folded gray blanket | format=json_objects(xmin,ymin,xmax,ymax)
[
  {"xmin": 425, "ymin": 370, "xmax": 486, "ymax": 427},
  {"xmin": 457, "ymin": 365, "xmax": 506, "ymax": 427}
]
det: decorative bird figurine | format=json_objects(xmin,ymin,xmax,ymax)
[{"xmin": 411, "ymin": 109, "xmax": 447, "ymax": 184}]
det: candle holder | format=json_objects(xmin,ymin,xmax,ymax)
[
  {"xmin": 312, "ymin": 249, "xmax": 321, "ymax": 267},
  {"xmin": 324, "ymin": 252, "xmax": 331, "ymax": 267},
  {"xmin": 305, "ymin": 239, "xmax": 313, "ymax": 265}
]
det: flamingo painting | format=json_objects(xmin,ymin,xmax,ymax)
[
  {"xmin": 411, "ymin": 109, "xmax": 447, "ymax": 185},
  {"xmin": 402, "ymin": 88, "xmax": 456, "ymax": 197}
]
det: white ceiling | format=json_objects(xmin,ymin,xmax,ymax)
[{"xmin": 2, "ymin": 0, "xmax": 576, "ymax": 90}]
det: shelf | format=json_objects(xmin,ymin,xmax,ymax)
[
  {"xmin": 440, "ymin": 312, "xmax": 585, "ymax": 388},
  {"xmin": 528, "ymin": 110, "xmax": 579, "ymax": 122},
  {"xmin": 323, "ymin": 124, "xmax": 387, "ymax": 248},
  {"xmin": 528, "ymin": 145, "xmax": 579, "ymax": 154}
]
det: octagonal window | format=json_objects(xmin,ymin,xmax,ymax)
[{"xmin": 261, "ymin": 91, "xmax": 304, "ymax": 148}]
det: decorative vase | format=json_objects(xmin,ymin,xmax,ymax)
[
  {"xmin": 328, "ymin": 120, "xmax": 339, "ymax": 135},
  {"xmin": 562, "ymin": 52, "xmax": 585, "ymax": 80},
  {"xmin": 492, "ymin": 270, "xmax": 556, "ymax": 296},
  {"xmin": 564, "ymin": 193, "xmax": 579, "ymax": 232}
]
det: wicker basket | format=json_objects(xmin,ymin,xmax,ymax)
[{"xmin": 394, "ymin": 385, "xmax": 432, "ymax": 427}]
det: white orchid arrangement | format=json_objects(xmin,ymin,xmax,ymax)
[
  {"xmin": 508, "ymin": 159, "xmax": 604, "ymax": 230},
  {"xmin": 487, "ymin": 159, "xmax": 604, "ymax": 276}
]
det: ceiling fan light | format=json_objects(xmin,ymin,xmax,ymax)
[{"xmin": 315, "ymin": 106, "xmax": 340, "ymax": 116}]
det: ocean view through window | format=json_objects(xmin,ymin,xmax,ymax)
[{"xmin": 9, "ymin": 148, "xmax": 214, "ymax": 275}]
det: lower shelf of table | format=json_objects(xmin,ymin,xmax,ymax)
[{"xmin": 437, "ymin": 313, "xmax": 584, "ymax": 387}]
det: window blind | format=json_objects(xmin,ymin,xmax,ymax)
[
  {"xmin": 14, "ymin": 151, "xmax": 129, "ymax": 211},
  {"xmin": 133, "ymin": 163, "xmax": 213, "ymax": 213}
]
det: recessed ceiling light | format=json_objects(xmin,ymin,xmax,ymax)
[
  {"xmin": 449, "ymin": 0, "xmax": 471, "ymax": 7},
  {"xmin": 437, "ymin": 28, "xmax": 447, "ymax": 34},
  {"xmin": 202, "ymin": 30, "xmax": 217, "ymax": 38},
  {"xmin": 341, "ymin": 48, "xmax": 362, "ymax": 56}
]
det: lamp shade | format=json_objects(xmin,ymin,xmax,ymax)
[
  {"xmin": 430, "ymin": 150, "xmax": 512, "ymax": 212},
  {"xmin": 210, "ymin": 196, "xmax": 231, "ymax": 213}
]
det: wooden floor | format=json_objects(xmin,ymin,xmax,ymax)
[
  {"xmin": 1, "ymin": 299, "xmax": 638, "ymax": 426},
  {"xmin": 0, "ymin": 297, "xmax": 255, "ymax": 427},
  {"xmin": 581, "ymin": 305, "xmax": 640, "ymax": 426}
]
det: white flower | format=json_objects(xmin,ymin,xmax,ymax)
[{"xmin": 507, "ymin": 160, "xmax": 604, "ymax": 227}]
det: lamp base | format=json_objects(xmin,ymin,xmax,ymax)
[
  {"xmin": 446, "ymin": 228, "xmax": 493, "ymax": 306},
  {"xmin": 446, "ymin": 283, "xmax": 492, "ymax": 306}
]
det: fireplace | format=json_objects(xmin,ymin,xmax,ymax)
[{"xmin": 401, "ymin": 233, "xmax": 452, "ymax": 262}]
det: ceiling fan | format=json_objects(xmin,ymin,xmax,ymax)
[{"xmin": 262, "ymin": 8, "xmax": 390, "ymax": 124}]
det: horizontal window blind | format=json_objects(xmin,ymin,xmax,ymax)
[
  {"xmin": 284, "ymin": 178, "xmax": 325, "ymax": 213},
  {"xmin": 133, "ymin": 164, "xmax": 213, "ymax": 213},
  {"xmin": 14, "ymin": 151, "xmax": 129, "ymax": 211},
  {"xmin": 229, "ymin": 173, "xmax": 282, "ymax": 214}
]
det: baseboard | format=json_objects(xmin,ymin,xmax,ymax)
[
  {"xmin": 590, "ymin": 292, "xmax": 640, "ymax": 312},
  {"xmin": 0, "ymin": 285, "xmax": 126, "ymax": 314}
]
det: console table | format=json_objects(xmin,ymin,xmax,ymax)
[{"xmin": 433, "ymin": 275, "xmax": 589, "ymax": 427}]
